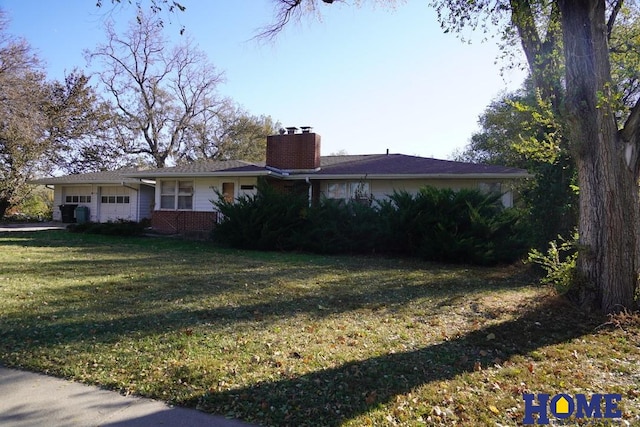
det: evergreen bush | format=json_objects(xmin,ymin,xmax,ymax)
[{"xmin": 212, "ymin": 181, "xmax": 529, "ymax": 265}]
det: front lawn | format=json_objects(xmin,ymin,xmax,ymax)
[{"xmin": 0, "ymin": 231, "xmax": 638, "ymax": 426}]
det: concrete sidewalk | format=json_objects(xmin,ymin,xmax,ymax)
[{"xmin": 0, "ymin": 367, "xmax": 255, "ymax": 427}]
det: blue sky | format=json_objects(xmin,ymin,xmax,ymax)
[{"xmin": 1, "ymin": 0, "xmax": 526, "ymax": 159}]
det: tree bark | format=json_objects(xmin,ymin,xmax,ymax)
[{"xmin": 560, "ymin": 0, "xmax": 639, "ymax": 313}]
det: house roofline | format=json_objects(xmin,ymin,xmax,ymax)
[
  {"xmin": 125, "ymin": 170, "xmax": 274, "ymax": 179},
  {"xmin": 283, "ymin": 172, "xmax": 533, "ymax": 180},
  {"xmin": 29, "ymin": 178, "xmax": 149, "ymax": 186}
]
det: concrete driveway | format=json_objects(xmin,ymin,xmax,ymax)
[
  {"xmin": 0, "ymin": 366, "xmax": 256, "ymax": 427},
  {"xmin": 0, "ymin": 222, "xmax": 67, "ymax": 232}
]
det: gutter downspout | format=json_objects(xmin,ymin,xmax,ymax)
[{"xmin": 305, "ymin": 177, "xmax": 312, "ymax": 207}]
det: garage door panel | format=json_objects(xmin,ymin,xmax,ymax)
[{"xmin": 99, "ymin": 187, "xmax": 134, "ymax": 222}]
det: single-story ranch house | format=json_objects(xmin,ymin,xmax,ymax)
[{"xmin": 33, "ymin": 127, "xmax": 530, "ymax": 234}]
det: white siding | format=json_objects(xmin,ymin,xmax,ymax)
[
  {"xmin": 52, "ymin": 187, "xmax": 64, "ymax": 221},
  {"xmin": 53, "ymin": 184, "xmax": 156, "ymax": 223},
  {"xmin": 320, "ymin": 178, "xmax": 515, "ymax": 207},
  {"xmin": 153, "ymin": 177, "xmax": 260, "ymax": 213},
  {"xmin": 139, "ymin": 184, "xmax": 155, "ymax": 220},
  {"xmin": 97, "ymin": 186, "xmax": 137, "ymax": 222},
  {"xmin": 194, "ymin": 178, "xmax": 219, "ymax": 212},
  {"xmin": 58, "ymin": 185, "xmax": 93, "ymax": 221}
]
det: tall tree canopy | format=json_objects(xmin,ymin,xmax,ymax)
[
  {"xmin": 87, "ymin": 13, "xmax": 225, "ymax": 167},
  {"xmin": 456, "ymin": 81, "xmax": 578, "ymax": 248},
  {"xmin": 0, "ymin": 21, "xmax": 48, "ymax": 218},
  {"xmin": 0, "ymin": 13, "xmax": 108, "ymax": 218},
  {"xmin": 263, "ymin": 0, "xmax": 639, "ymax": 313},
  {"xmin": 179, "ymin": 101, "xmax": 279, "ymax": 164}
]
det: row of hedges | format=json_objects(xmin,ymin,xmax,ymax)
[
  {"xmin": 67, "ymin": 220, "xmax": 147, "ymax": 236},
  {"xmin": 212, "ymin": 181, "xmax": 529, "ymax": 265}
]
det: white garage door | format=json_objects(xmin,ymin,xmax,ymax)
[{"xmin": 99, "ymin": 187, "xmax": 134, "ymax": 222}]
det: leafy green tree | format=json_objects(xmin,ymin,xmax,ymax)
[
  {"xmin": 0, "ymin": 12, "xmax": 112, "ymax": 218},
  {"xmin": 47, "ymin": 71, "xmax": 127, "ymax": 174},
  {"xmin": 456, "ymin": 82, "xmax": 578, "ymax": 248},
  {"xmin": 180, "ymin": 101, "xmax": 279, "ymax": 164},
  {"xmin": 0, "ymin": 12, "xmax": 58, "ymax": 218}
]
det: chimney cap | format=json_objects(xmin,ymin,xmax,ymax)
[
  {"xmin": 300, "ymin": 126, "xmax": 313, "ymax": 133},
  {"xmin": 285, "ymin": 126, "xmax": 298, "ymax": 134}
]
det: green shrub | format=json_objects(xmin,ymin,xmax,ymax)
[
  {"xmin": 527, "ymin": 232, "xmax": 578, "ymax": 293},
  {"xmin": 292, "ymin": 197, "xmax": 380, "ymax": 254},
  {"xmin": 212, "ymin": 182, "xmax": 530, "ymax": 265},
  {"xmin": 378, "ymin": 188, "xmax": 529, "ymax": 265},
  {"xmin": 211, "ymin": 179, "xmax": 309, "ymax": 250}
]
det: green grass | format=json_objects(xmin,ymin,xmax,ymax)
[{"xmin": 0, "ymin": 231, "xmax": 638, "ymax": 426}]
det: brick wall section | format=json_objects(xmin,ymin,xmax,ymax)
[
  {"xmin": 151, "ymin": 211, "xmax": 219, "ymax": 234},
  {"xmin": 266, "ymin": 132, "xmax": 321, "ymax": 170}
]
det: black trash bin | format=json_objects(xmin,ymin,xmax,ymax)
[{"xmin": 59, "ymin": 204, "xmax": 78, "ymax": 223}]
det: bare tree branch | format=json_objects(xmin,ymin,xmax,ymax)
[
  {"xmin": 608, "ymin": 0, "xmax": 624, "ymax": 41},
  {"xmin": 87, "ymin": 13, "xmax": 224, "ymax": 167}
]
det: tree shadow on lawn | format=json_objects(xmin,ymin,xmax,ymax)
[
  {"xmin": 0, "ymin": 263, "xmax": 534, "ymax": 349},
  {"xmin": 189, "ymin": 295, "xmax": 603, "ymax": 427}
]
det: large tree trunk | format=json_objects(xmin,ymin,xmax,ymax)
[{"xmin": 560, "ymin": 0, "xmax": 639, "ymax": 313}]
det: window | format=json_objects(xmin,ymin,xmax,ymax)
[
  {"xmin": 101, "ymin": 195, "xmax": 130, "ymax": 204},
  {"xmin": 160, "ymin": 180, "xmax": 193, "ymax": 210},
  {"xmin": 478, "ymin": 182, "xmax": 502, "ymax": 194},
  {"xmin": 326, "ymin": 182, "xmax": 370, "ymax": 200},
  {"xmin": 326, "ymin": 183, "xmax": 347, "ymax": 199},
  {"xmin": 350, "ymin": 182, "xmax": 370, "ymax": 200},
  {"xmin": 222, "ymin": 182, "xmax": 234, "ymax": 203},
  {"xmin": 160, "ymin": 181, "xmax": 176, "ymax": 209},
  {"xmin": 178, "ymin": 181, "xmax": 193, "ymax": 209},
  {"xmin": 65, "ymin": 195, "xmax": 91, "ymax": 203}
]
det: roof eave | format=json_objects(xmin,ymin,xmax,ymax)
[
  {"xmin": 286, "ymin": 172, "xmax": 532, "ymax": 180},
  {"xmin": 125, "ymin": 170, "xmax": 273, "ymax": 179},
  {"xmin": 29, "ymin": 179, "xmax": 145, "ymax": 185}
]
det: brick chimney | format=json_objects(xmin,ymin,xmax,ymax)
[{"xmin": 266, "ymin": 126, "xmax": 321, "ymax": 170}]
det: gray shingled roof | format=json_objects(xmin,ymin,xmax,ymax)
[
  {"xmin": 311, "ymin": 154, "xmax": 529, "ymax": 177},
  {"xmin": 31, "ymin": 155, "xmax": 529, "ymax": 185},
  {"xmin": 126, "ymin": 160, "xmax": 267, "ymax": 178},
  {"xmin": 31, "ymin": 169, "xmax": 146, "ymax": 185}
]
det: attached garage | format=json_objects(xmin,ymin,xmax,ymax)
[
  {"xmin": 31, "ymin": 170, "xmax": 155, "ymax": 223},
  {"xmin": 98, "ymin": 186, "xmax": 135, "ymax": 222}
]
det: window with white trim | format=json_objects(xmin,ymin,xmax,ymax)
[
  {"xmin": 326, "ymin": 183, "xmax": 347, "ymax": 199},
  {"xmin": 160, "ymin": 180, "xmax": 193, "ymax": 210},
  {"xmin": 326, "ymin": 182, "xmax": 370, "ymax": 200}
]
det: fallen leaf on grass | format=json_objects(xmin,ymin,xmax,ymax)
[{"xmin": 489, "ymin": 405, "xmax": 500, "ymax": 415}]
